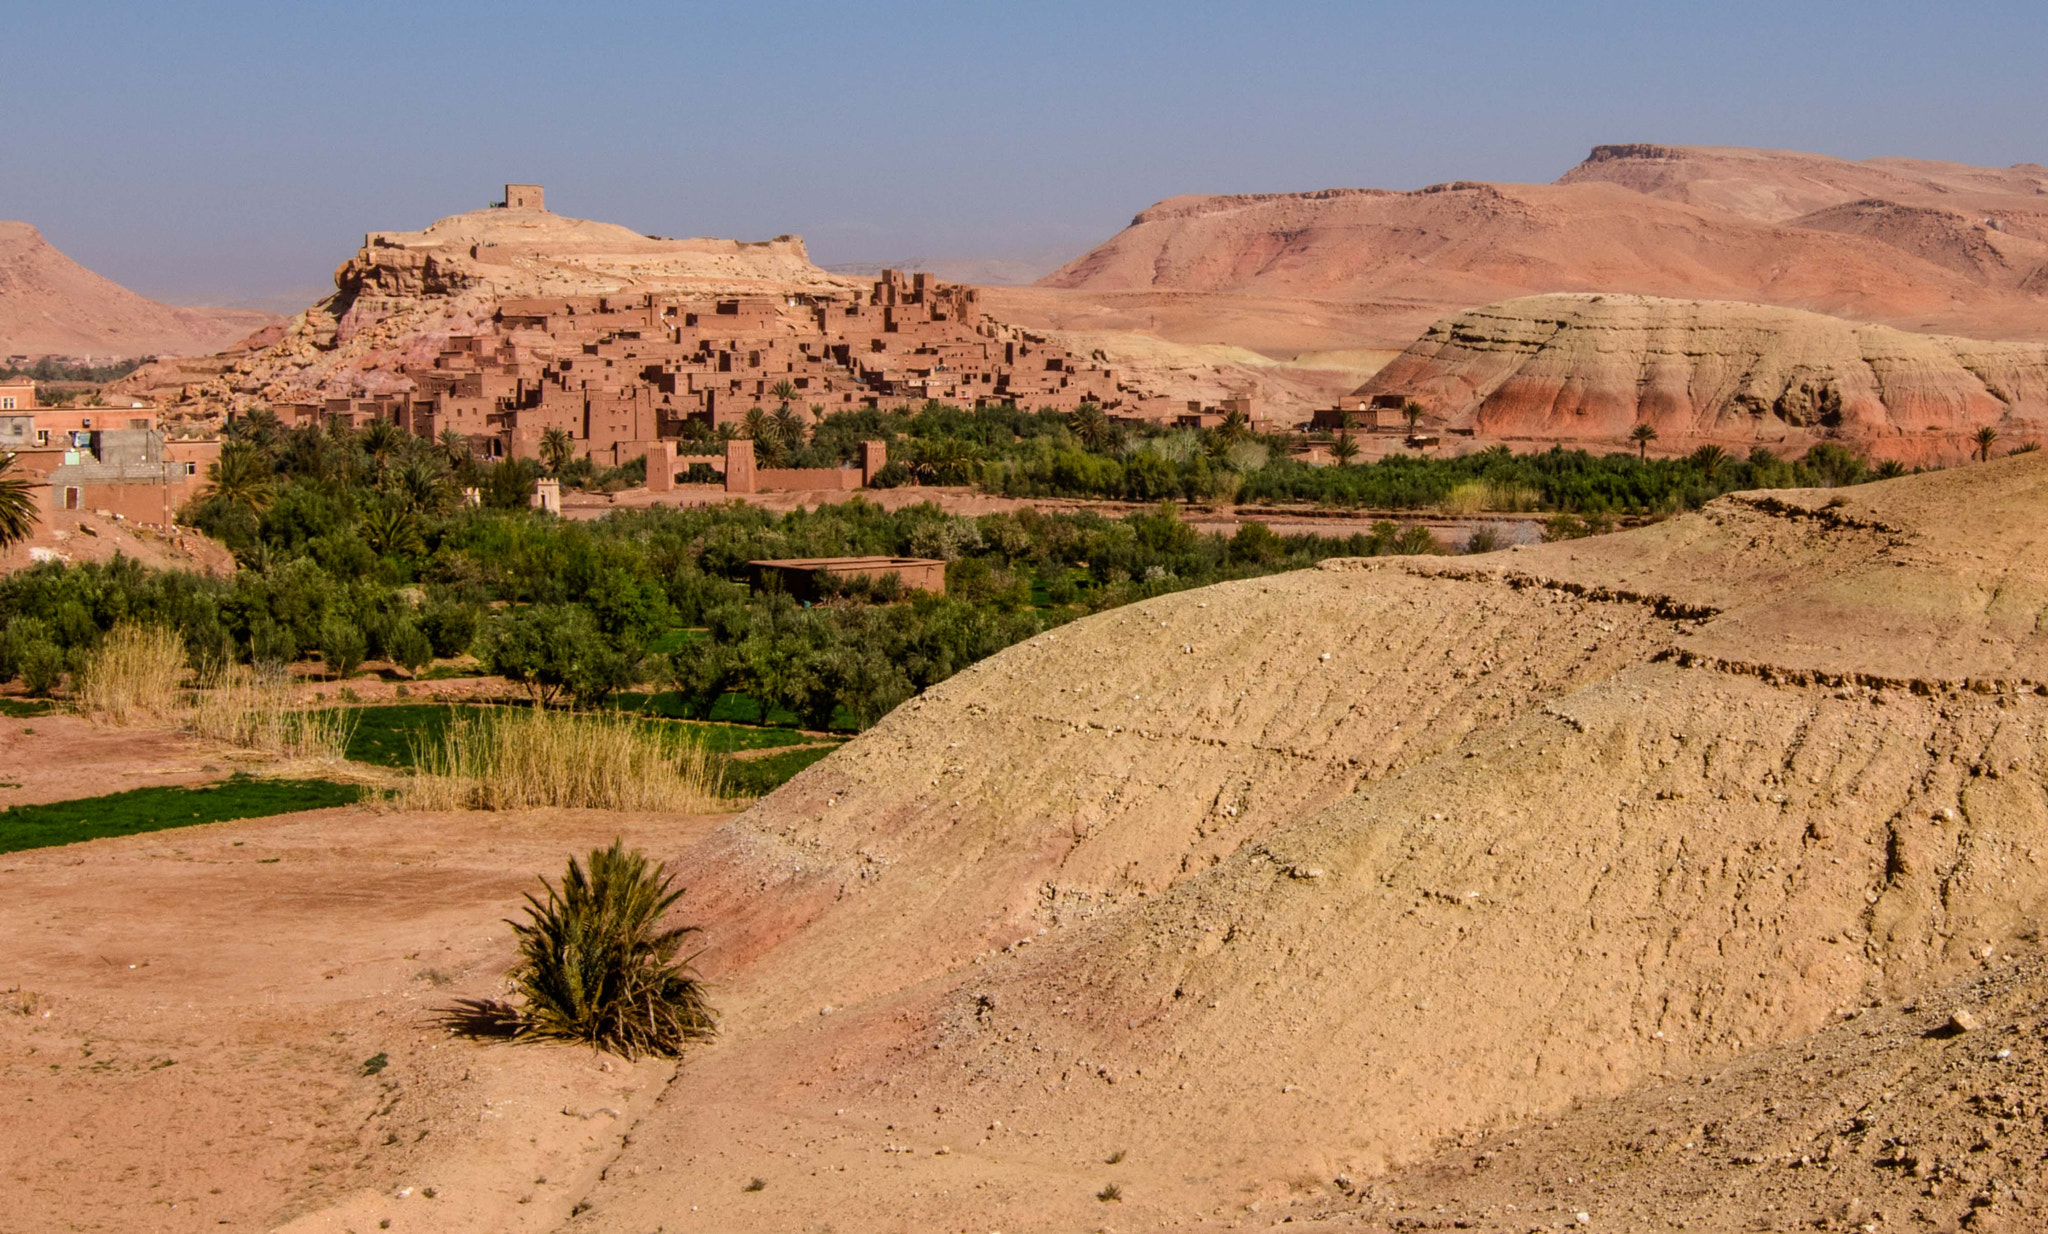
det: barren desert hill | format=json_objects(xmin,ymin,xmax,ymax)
[
  {"xmin": 1017, "ymin": 144, "xmax": 2048, "ymax": 354},
  {"xmin": 1359, "ymin": 292, "xmax": 2048, "ymax": 464},
  {"xmin": 0, "ymin": 221, "xmax": 277, "ymax": 358},
  {"xmin": 1557, "ymin": 141, "xmax": 2048, "ymax": 226},
  {"xmin": 505, "ymin": 453, "xmax": 2048, "ymax": 1230}
]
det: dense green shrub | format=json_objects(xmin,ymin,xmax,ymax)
[{"xmin": 506, "ymin": 839, "xmax": 715, "ymax": 1058}]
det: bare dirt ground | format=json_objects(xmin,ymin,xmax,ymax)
[
  {"xmin": 0, "ymin": 713, "xmax": 234, "ymax": 808},
  {"xmin": 0, "ymin": 508, "xmax": 235, "ymax": 577},
  {"xmin": 0, "ymin": 771, "xmax": 731, "ymax": 1234}
]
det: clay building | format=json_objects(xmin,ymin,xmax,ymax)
[
  {"xmin": 746, "ymin": 555, "xmax": 946, "ymax": 602},
  {"xmin": 501, "ymin": 184, "xmax": 545, "ymax": 211},
  {"xmin": 0, "ymin": 380, "xmax": 35, "ymax": 412},
  {"xmin": 290, "ymin": 269, "xmax": 1130, "ymax": 475},
  {"xmin": 6, "ymin": 409, "xmax": 213, "ymax": 525},
  {"xmin": 1313, "ymin": 390, "xmax": 1414, "ymax": 432}
]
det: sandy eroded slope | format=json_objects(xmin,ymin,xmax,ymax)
[{"xmin": 562, "ymin": 454, "xmax": 2048, "ymax": 1231}]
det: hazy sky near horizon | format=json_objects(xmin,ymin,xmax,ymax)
[{"xmin": 8, "ymin": 0, "xmax": 2045, "ymax": 308}]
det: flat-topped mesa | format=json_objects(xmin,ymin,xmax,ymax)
[{"xmin": 1580, "ymin": 142, "xmax": 1688, "ymax": 164}]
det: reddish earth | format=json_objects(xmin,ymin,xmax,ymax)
[
  {"xmin": 0, "ymin": 507, "xmax": 235, "ymax": 578},
  {"xmin": 1030, "ymin": 144, "xmax": 2048, "ymax": 353},
  {"xmin": 0, "ymin": 222, "xmax": 277, "ymax": 358},
  {"xmin": 0, "ymin": 760, "xmax": 729, "ymax": 1234}
]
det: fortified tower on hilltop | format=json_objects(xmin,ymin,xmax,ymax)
[{"xmin": 502, "ymin": 183, "xmax": 545, "ymax": 211}]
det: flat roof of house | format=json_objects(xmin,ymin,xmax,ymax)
[{"xmin": 748, "ymin": 556, "xmax": 945, "ymax": 570}]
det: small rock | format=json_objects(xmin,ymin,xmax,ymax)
[
  {"xmin": 1947, "ymin": 1009, "xmax": 1983, "ymax": 1034},
  {"xmin": 1575, "ymin": 1212, "xmax": 1592, "ymax": 1225}
]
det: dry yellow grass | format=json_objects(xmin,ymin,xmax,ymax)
[
  {"xmin": 73, "ymin": 623, "xmax": 187, "ymax": 724},
  {"xmin": 184, "ymin": 664, "xmax": 356, "ymax": 763},
  {"xmin": 399, "ymin": 707, "xmax": 726, "ymax": 813},
  {"xmin": 1439, "ymin": 478, "xmax": 1542, "ymax": 515}
]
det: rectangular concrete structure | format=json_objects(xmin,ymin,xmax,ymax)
[{"xmin": 746, "ymin": 556, "xmax": 947, "ymax": 602}]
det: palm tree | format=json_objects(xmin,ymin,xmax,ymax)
[
  {"xmin": 1068, "ymin": 403, "xmax": 1112, "ymax": 452},
  {"xmin": 438, "ymin": 428, "xmax": 472, "ymax": 467},
  {"xmin": 1689, "ymin": 444, "xmax": 1727, "ymax": 482},
  {"xmin": 1629, "ymin": 423, "xmax": 1658, "ymax": 461},
  {"xmin": 1403, "ymin": 401, "xmax": 1425, "ymax": 435},
  {"xmin": 206, "ymin": 441, "xmax": 275, "ymax": 516},
  {"xmin": 359, "ymin": 505, "xmax": 425, "ymax": 558},
  {"xmin": 740, "ymin": 407, "xmax": 769, "ymax": 442},
  {"xmin": 1975, "ymin": 425, "xmax": 2000, "ymax": 462},
  {"xmin": 770, "ymin": 404, "xmax": 805, "ymax": 448},
  {"xmin": 386, "ymin": 455, "xmax": 454, "ymax": 513},
  {"xmin": 0, "ymin": 453, "xmax": 39, "ymax": 548},
  {"xmin": 539, "ymin": 427, "xmax": 576, "ymax": 475},
  {"xmin": 1330, "ymin": 430, "xmax": 1360, "ymax": 466},
  {"xmin": 358, "ymin": 419, "xmax": 406, "ymax": 465},
  {"xmin": 225, "ymin": 406, "xmax": 283, "ymax": 453},
  {"xmin": 714, "ymin": 423, "xmax": 741, "ymax": 443},
  {"xmin": 1875, "ymin": 459, "xmax": 1909, "ymax": 480},
  {"xmin": 1216, "ymin": 407, "xmax": 1252, "ymax": 445},
  {"xmin": 770, "ymin": 379, "xmax": 799, "ymax": 410}
]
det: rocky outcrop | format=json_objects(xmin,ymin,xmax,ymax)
[
  {"xmin": 1358, "ymin": 293, "xmax": 2048, "ymax": 462},
  {"xmin": 126, "ymin": 207, "xmax": 854, "ymax": 417},
  {"xmin": 0, "ymin": 222, "xmax": 277, "ymax": 358}
]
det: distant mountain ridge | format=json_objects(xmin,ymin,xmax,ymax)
[
  {"xmin": 0, "ymin": 222, "xmax": 277, "ymax": 358},
  {"xmin": 1029, "ymin": 144, "xmax": 2048, "ymax": 349}
]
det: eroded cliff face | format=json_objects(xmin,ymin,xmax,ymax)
[{"xmin": 1359, "ymin": 294, "xmax": 2048, "ymax": 463}]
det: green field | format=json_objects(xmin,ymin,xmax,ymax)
[
  {"xmin": 719, "ymin": 746, "xmax": 839, "ymax": 797},
  {"xmin": 0, "ymin": 775, "xmax": 365, "ymax": 854}
]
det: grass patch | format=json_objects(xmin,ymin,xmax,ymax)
[
  {"xmin": 0, "ymin": 698, "xmax": 53, "ymax": 718},
  {"xmin": 74, "ymin": 623, "xmax": 185, "ymax": 724},
  {"xmin": 349, "ymin": 701, "xmax": 834, "ymax": 768},
  {"xmin": 719, "ymin": 745, "xmax": 837, "ymax": 798},
  {"xmin": 646, "ymin": 628, "xmax": 708, "ymax": 656},
  {"xmin": 399, "ymin": 707, "xmax": 726, "ymax": 812},
  {"xmin": 0, "ymin": 774, "xmax": 364, "ymax": 854},
  {"xmin": 345, "ymin": 703, "xmax": 462, "ymax": 768}
]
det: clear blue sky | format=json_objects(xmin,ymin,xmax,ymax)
[{"xmin": 7, "ymin": 1, "xmax": 2043, "ymax": 308}]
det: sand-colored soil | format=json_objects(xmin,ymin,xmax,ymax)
[
  {"xmin": 556, "ymin": 453, "xmax": 2048, "ymax": 1230},
  {"xmin": 0, "ymin": 782, "xmax": 729, "ymax": 1234}
]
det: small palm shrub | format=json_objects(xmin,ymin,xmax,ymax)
[{"xmin": 508, "ymin": 840, "xmax": 715, "ymax": 1057}]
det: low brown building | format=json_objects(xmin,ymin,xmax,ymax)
[{"xmin": 747, "ymin": 556, "xmax": 946, "ymax": 602}]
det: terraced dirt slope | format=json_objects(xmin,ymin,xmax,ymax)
[
  {"xmin": 562, "ymin": 454, "xmax": 2048, "ymax": 1230},
  {"xmin": 1359, "ymin": 293, "xmax": 2048, "ymax": 464}
]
